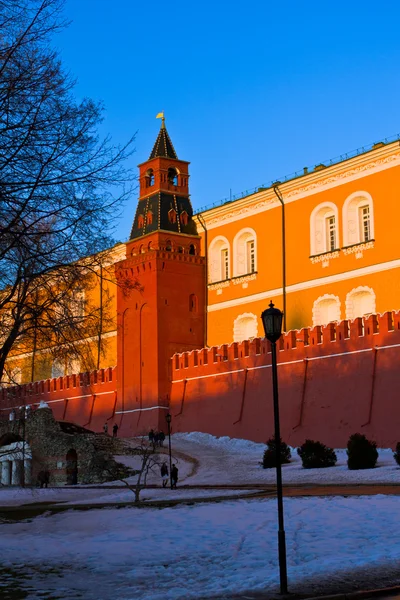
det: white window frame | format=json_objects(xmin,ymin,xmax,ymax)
[
  {"xmin": 232, "ymin": 228, "xmax": 257, "ymax": 277},
  {"xmin": 310, "ymin": 202, "xmax": 339, "ymax": 256},
  {"xmin": 312, "ymin": 294, "xmax": 341, "ymax": 326},
  {"xmin": 342, "ymin": 191, "xmax": 374, "ymax": 247},
  {"xmin": 208, "ymin": 236, "xmax": 231, "ymax": 283},
  {"xmin": 345, "ymin": 286, "xmax": 376, "ymax": 320}
]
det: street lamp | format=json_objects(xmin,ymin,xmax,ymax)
[
  {"xmin": 261, "ymin": 301, "xmax": 288, "ymax": 595},
  {"xmin": 165, "ymin": 412, "xmax": 173, "ymax": 490}
]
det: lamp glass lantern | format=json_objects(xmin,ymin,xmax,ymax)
[
  {"xmin": 166, "ymin": 413, "xmax": 172, "ymax": 425},
  {"xmin": 261, "ymin": 301, "xmax": 284, "ymax": 343}
]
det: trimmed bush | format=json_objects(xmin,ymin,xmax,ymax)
[
  {"xmin": 347, "ymin": 433, "xmax": 378, "ymax": 470},
  {"xmin": 262, "ymin": 436, "xmax": 291, "ymax": 469},
  {"xmin": 297, "ymin": 439, "xmax": 337, "ymax": 469},
  {"xmin": 393, "ymin": 443, "xmax": 400, "ymax": 466}
]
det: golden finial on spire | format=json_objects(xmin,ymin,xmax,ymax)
[{"xmin": 156, "ymin": 111, "xmax": 165, "ymax": 128}]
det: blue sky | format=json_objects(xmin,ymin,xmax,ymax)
[{"xmin": 56, "ymin": 1, "xmax": 400, "ymax": 242}]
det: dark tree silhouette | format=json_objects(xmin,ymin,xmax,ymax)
[{"xmin": 0, "ymin": 0, "xmax": 137, "ymax": 382}]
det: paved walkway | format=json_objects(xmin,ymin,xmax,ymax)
[{"xmin": 2, "ymin": 482, "xmax": 400, "ymax": 520}]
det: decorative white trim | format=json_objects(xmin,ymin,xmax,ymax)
[
  {"xmin": 312, "ymin": 294, "xmax": 341, "ymax": 326},
  {"xmin": 232, "ymin": 273, "xmax": 257, "ymax": 285},
  {"xmin": 342, "ymin": 191, "xmax": 374, "ymax": 247},
  {"xmin": 208, "ymin": 258, "xmax": 400, "ymax": 312},
  {"xmin": 343, "ymin": 240, "xmax": 374, "ymax": 259},
  {"xmin": 233, "ymin": 313, "xmax": 258, "ymax": 342},
  {"xmin": 345, "ymin": 286, "xmax": 376, "ymax": 320},
  {"xmin": 195, "ymin": 147, "xmax": 400, "ymax": 230},
  {"xmin": 208, "ymin": 280, "xmax": 231, "ymax": 291},
  {"xmin": 310, "ymin": 251, "xmax": 340, "ymax": 267}
]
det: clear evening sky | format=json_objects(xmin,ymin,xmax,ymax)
[{"xmin": 56, "ymin": 1, "xmax": 400, "ymax": 242}]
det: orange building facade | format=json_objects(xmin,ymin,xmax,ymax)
[
  {"xmin": 3, "ymin": 125, "xmax": 400, "ymax": 444},
  {"xmin": 199, "ymin": 140, "xmax": 400, "ymax": 346}
]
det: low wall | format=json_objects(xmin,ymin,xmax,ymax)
[
  {"xmin": 170, "ymin": 312, "xmax": 400, "ymax": 448},
  {"xmin": 0, "ymin": 368, "xmax": 118, "ymax": 432},
  {"xmin": 0, "ymin": 367, "xmax": 165, "ymax": 437}
]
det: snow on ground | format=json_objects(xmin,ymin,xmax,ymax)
[
  {"xmin": 1, "ymin": 495, "xmax": 400, "ymax": 599},
  {"xmin": 170, "ymin": 432, "xmax": 400, "ymax": 485}
]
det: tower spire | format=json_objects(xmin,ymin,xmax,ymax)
[{"xmin": 150, "ymin": 113, "xmax": 177, "ymax": 159}]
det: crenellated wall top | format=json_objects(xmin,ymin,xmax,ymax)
[
  {"xmin": 0, "ymin": 366, "xmax": 117, "ymax": 402},
  {"xmin": 171, "ymin": 312, "xmax": 400, "ymax": 376}
]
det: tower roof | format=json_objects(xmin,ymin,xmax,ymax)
[{"xmin": 149, "ymin": 120, "xmax": 178, "ymax": 159}]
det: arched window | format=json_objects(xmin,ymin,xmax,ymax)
[
  {"xmin": 233, "ymin": 313, "xmax": 258, "ymax": 342},
  {"xmin": 71, "ymin": 289, "xmax": 85, "ymax": 318},
  {"xmin": 189, "ymin": 244, "xmax": 196, "ymax": 255},
  {"xmin": 51, "ymin": 359, "xmax": 65, "ymax": 378},
  {"xmin": 168, "ymin": 167, "xmax": 179, "ymax": 186},
  {"xmin": 310, "ymin": 202, "xmax": 339, "ymax": 255},
  {"xmin": 66, "ymin": 358, "xmax": 80, "ymax": 375},
  {"xmin": 312, "ymin": 295, "xmax": 341, "ymax": 326},
  {"xmin": 189, "ymin": 294, "xmax": 198, "ymax": 312},
  {"xmin": 342, "ymin": 192, "xmax": 374, "ymax": 247},
  {"xmin": 147, "ymin": 210, "xmax": 153, "ymax": 226},
  {"xmin": 145, "ymin": 169, "xmax": 154, "ymax": 187},
  {"xmin": 233, "ymin": 228, "xmax": 257, "ymax": 276},
  {"xmin": 138, "ymin": 214, "xmax": 144, "ymax": 229},
  {"xmin": 165, "ymin": 240, "xmax": 172, "ymax": 251},
  {"xmin": 345, "ymin": 286, "xmax": 376, "ymax": 320},
  {"xmin": 208, "ymin": 236, "xmax": 230, "ymax": 282}
]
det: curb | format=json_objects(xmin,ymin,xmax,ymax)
[{"xmin": 302, "ymin": 584, "xmax": 400, "ymax": 600}]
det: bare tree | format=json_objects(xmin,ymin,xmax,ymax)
[
  {"xmin": 0, "ymin": 0, "xmax": 138, "ymax": 382},
  {"xmin": 96, "ymin": 439, "xmax": 163, "ymax": 503}
]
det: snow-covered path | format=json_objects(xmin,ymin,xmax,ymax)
[
  {"xmin": 1, "ymin": 495, "xmax": 400, "ymax": 600},
  {"xmin": 1, "ymin": 432, "xmax": 400, "ymax": 599}
]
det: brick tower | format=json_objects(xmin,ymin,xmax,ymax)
[{"xmin": 115, "ymin": 118, "xmax": 206, "ymax": 435}]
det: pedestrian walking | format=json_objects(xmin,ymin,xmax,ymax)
[
  {"xmin": 159, "ymin": 430, "xmax": 165, "ymax": 447},
  {"xmin": 154, "ymin": 431, "xmax": 160, "ymax": 447},
  {"xmin": 149, "ymin": 428, "xmax": 155, "ymax": 449},
  {"xmin": 171, "ymin": 464, "xmax": 178, "ymax": 489},
  {"xmin": 38, "ymin": 470, "xmax": 50, "ymax": 488},
  {"xmin": 160, "ymin": 462, "xmax": 169, "ymax": 488},
  {"xmin": 112, "ymin": 423, "xmax": 118, "ymax": 437},
  {"xmin": 103, "ymin": 422, "xmax": 108, "ymax": 435}
]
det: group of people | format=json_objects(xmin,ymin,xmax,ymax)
[
  {"xmin": 148, "ymin": 429, "xmax": 166, "ymax": 448},
  {"xmin": 103, "ymin": 422, "xmax": 119, "ymax": 437},
  {"xmin": 160, "ymin": 462, "xmax": 178, "ymax": 488}
]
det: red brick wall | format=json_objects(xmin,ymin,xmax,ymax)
[
  {"xmin": 0, "ymin": 367, "xmax": 118, "ymax": 432},
  {"xmin": 170, "ymin": 312, "xmax": 400, "ymax": 448},
  {"xmin": 3, "ymin": 312, "xmax": 400, "ymax": 448}
]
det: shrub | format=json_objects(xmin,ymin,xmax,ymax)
[
  {"xmin": 393, "ymin": 443, "xmax": 400, "ymax": 466},
  {"xmin": 262, "ymin": 436, "xmax": 291, "ymax": 469},
  {"xmin": 347, "ymin": 433, "xmax": 378, "ymax": 470},
  {"xmin": 297, "ymin": 439, "xmax": 337, "ymax": 469}
]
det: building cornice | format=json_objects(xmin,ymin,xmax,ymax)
[{"xmin": 195, "ymin": 141, "xmax": 400, "ymax": 230}]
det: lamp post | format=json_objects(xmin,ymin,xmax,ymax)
[
  {"xmin": 165, "ymin": 412, "xmax": 173, "ymax": 490},
  {"xmin": 261, "ymin": 301, "xmax": 288, "ymax": 595}
]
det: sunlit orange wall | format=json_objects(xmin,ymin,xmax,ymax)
[{"xmin": 200, "ymin": 153, "xmax": 400, "ymax": 346}]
